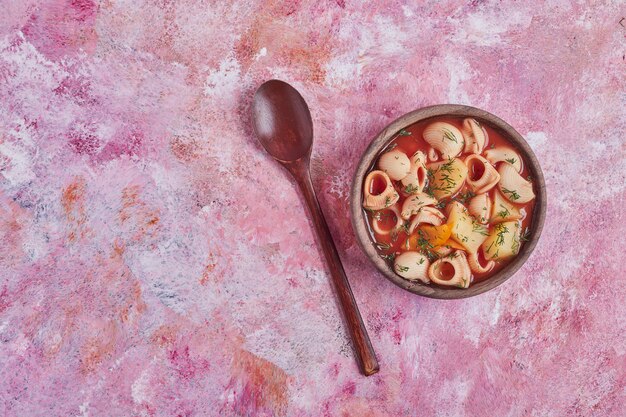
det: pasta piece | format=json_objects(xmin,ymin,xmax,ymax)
[
  {"xmin": 378, "ymin": 149, "xmax": 411, "ymax": 180},
  {"xmin": 484, "ymin": 147, "xmax": 522, "ymax": 172},
  {"xmin": 400, "ymin": 193, "xmax": 437, "ymax": 220},
  {"xmin": 468, "ymin": 193, "xmax": 491, "ymax": 224},
  {"xmin": 401, "ymin": 151, "xmax": 428, "ymax": 194},
  {"xmin": 447, "ymin": 201, "xmax": 489, "ymax": 253},
  {"xmin": 371, "ymin": 204, "xmax": 403, "ymax": 236},
  {"xmin": 482, "ymin": 221, "xmax": 522, "ymax": 261},
  {"xmin": 464, "ymin": 154, "xmax": 500, "ymax": 194},
  {"xmin": 423, "ymin": 122, "xmax": 464, "ymax": 160},
  {"xmin": 362, "ymin": 170, "xmax": 399, "ymax": 210},
  {"xmin": 408, "ymin": 207, "xmax": 445, "ymax": 233},
  {"xmin": 497, "ymin": 162, "xmax": 535, "ymax": 203},
  {"xmin": 394, "ymin": 251, "xmax": 430, "ymax": 283},
  {"xmin": 489, "ymin": 189, "xmax": 523, "ymax": 223},
  {"xmin": 468, "ymin": 251, "xmax": 494, "ymax": 274},
  {"xmin": 428, "ymin": 251, "xmax": 472, "ymax": 288},
  {"xmin": 428, "ymin": 147, "xmax": 439, "ymax": 162},
  {"xmin": 461, "ymin": 118, "xmax": 487, "ymax": 154},
  {"xmin": 426, "ymin": 158, "xmax": 468, "ymax": 199}
]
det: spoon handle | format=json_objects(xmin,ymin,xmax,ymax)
[{"xmin": 289, "ymin": 159, "xmax": 379, "ymax": 376}]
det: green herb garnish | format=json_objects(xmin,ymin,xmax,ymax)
[
  {"xmin": 495, "ymin": 223, "xmax": 509, "ymax": 246},
  {"xmin": 520, "ymin": 228, "xmax": 531, "ymax": 242},
  {"xmin": 441, "ymin": 128, "xmax": 458, "ymax": 143},
  {"xmin": 501, "ymin": 187, "xmax": 521, "ymax": 201},
  {"xmin": 496, "ymin": 204, "xmax": 510, "ymax": 219},
  {"xmin": 471, "ymin": 221, "xmax": 489, "ymax": 236},
  {"xmin": 375, "ymin": 241, "xmax": 392, "ymax": 251},
  {"xmin": 404, "ymin": 183, "xmax": 419, "ymax": 194}
]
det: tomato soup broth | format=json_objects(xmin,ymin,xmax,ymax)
[{"xmin": 362, "ymin": 117, "xmax": 536, "ymax": 288}]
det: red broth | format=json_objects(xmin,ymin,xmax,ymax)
[{"xmin": 363, "ymin": 117, "xmax": 536, "ymax": 287}]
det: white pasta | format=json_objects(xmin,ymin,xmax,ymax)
[
  {"xmin": 394, "ymin": 251, "xmax": 430, "ymax": 283},
  {"xmin": 378, "ymin": 149, "xmax": 411, "ymax": 180},
  {"xmin": 408, "ymin": 206, "xmax": 446, "ymax": 233},
  {"xmin": 468, "ymin": 193, "xmax": 491, "ymax": 224},
  {"xmin": 400, "ymin": 151, "xmax": 428, "ymax": 194},
  {"xmin": 426, "ymin": 158, "xmax": 468, "ymax": 199},
  {"xmin": 362, "ymin": 170, "xmax": 399, "ymax": 210},
  {"xmin": 371, "ymin": 204, "xmax": 403, "ymax": 235},
  {"xmin": 489, "ymin": 189, "xmax": 523, "ymax": 223},
  {"xmin": 461, "ymin": 118, "xmax": 487, "ymax": 154},
  {"xmin": 467, "ymin": 251, "xmax": 495, "ymax": 274},
  {"xmin": 497, "ymin": 162, "xmax": 535, "ymax": 204},
  {"xmin": 484, "ymin": 147, "xmax": 522, "ymax": 172},
  {"xmin": 427, "ymin": 147, "xmax": 439, "ymax": 162},
  {"xmin": 464, "ymin": 154, "xmax": 500, "ymax": 194},
  {"xmin": 422, "ymin": 122, "xmax": 464, "ymax": 160},
  {"xmin": 428, "ymin": 251, "xmax": 472, "ymax": 288},
  {"xmin": 400, "ymin": 193, "xmax": 437, "ymax": 220}
]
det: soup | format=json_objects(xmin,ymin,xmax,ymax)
[{"xmin": 362, "ymin": 117, "xmax": 536, "ymax": 288}]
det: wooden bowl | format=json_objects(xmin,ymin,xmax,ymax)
[{"xmin": 350, "ymin": 105, "xmax": 547, "ymax": 299}]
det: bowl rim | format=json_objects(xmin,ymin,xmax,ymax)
[{"xmin": 349, "ymin": 104, "xmax": 547, "ymax": 299}]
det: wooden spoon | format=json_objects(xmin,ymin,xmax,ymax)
[{"xmin": 252, "ymin": 80, "xmax": 379, "ymax": 376}]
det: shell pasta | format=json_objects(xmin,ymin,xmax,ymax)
[{"xmin": 363, "ymin": 117, "xmax": 536, "ymax": 288}]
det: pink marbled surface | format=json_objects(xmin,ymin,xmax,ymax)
[{"xmin": 0, "ymin": 1, "xmax": 625, "ymax": 416}]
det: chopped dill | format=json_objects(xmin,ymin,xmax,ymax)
[
  {"xmin": 404, "ymin": 183, "xmax": 420, "ymax": 194},
  {"xmin": 511, "ymin": 233, "xmax": 520, "ymax": 255},
  {"xmin": 416, "ymin": 229, "xmax": 439, "ymax": 261},
  {"xmin": 501, "ymin": 187, "xmax": 521, "ymax": 201},
  {"xmin": 496, "ymin": 204, "xmax": 511, "ymax": 219},
  {"xmin": 495, "ymin": 223, "xmax": 509, "ymax": 246},
  {"xmin": 375, "ymin": 241, "xmax": 391, "ymax": 251},
  {"xmin": 454, "ymin": 190, "xmax": 476, "ymax": 205},
  {"xmin": 441, "ymin": 128, "xmax": 458, "ymax": 143},
  {"xmin": 471, "ymin": 221, "xmax": 489, "ymax": 236},
  {"xmin": 520, "ymin": 228, "xmax": 531, "ymax": 242},
  {"xmin": 435, "ymin": 200, "xmax": 447, "ymax": 209},
  {"xmin": 505, "ymin": 157, "xmax": 517, "ymax": 165},
  {"xmin": 395, "ymin": 264, "xmax": 409, "ymax": 273}
]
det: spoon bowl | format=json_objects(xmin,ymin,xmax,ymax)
[{"xmin": 252, "ymin": 80, "xmax": 313, "ymax": 162}]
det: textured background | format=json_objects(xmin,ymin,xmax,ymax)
[{"xmin": 1, "ymin": 1, "xmax": 625, "ymax": 416}]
